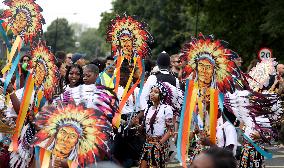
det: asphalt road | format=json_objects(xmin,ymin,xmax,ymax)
[{"xmin": 165, "ymin": 145, "xmax": 284, "ymax": 168}]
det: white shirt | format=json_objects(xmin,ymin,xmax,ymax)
[
  {"xmin": 117, "ymin": 86, "xmax": 140, "ymax": 114},
  {"xmin": 145, "ymin": 104, "xmax": 173, "ymax": 137},
  {"xmin": 216, "ymin": 117, "xmax": 238, "ymax": 155}
]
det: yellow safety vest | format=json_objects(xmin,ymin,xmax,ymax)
[{"xmin": 100, "ymin": 72, "xmax": 114, "ymax": 88}]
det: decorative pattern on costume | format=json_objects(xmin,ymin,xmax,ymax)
[
  {"xmin": 32, "ymin": 103, "xmax": 112, "ymax": 167},
  {"xmin": 180, "ymin": 33, "xmax": 240, "ymax": 93},
  {"xmin": 150, "ymin": 82, "xmax": 183, "ymax": 116},
  {"xmin": 31, "ymin": 41, "xmax": 59, "ymax": 100},
  {"xmin": 54, "ymin": 84, "xmax": 119, "ymax": 122},
  {"xmin": 247, "ymin": 58, "xmax": 277, "ymax": 91},
  {"xmin": 106, "ymin": 13, "xmax": 153, "ymax": 60},
  {"xmin": 2, "ymin": 0, "xmax": 45, "ymax": 43}
]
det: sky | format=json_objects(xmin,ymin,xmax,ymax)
[{"xmin": 0, "ymin": 0, "xmax": 113, "ymax": 31}]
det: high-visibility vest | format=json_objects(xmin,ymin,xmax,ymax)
[{"xmin": 100, "ymin": 72, "xmax": 114, "ymax": 88}]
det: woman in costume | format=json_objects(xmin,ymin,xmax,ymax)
[
  {"xmin": 132, "ymin": 82, "xmax": 174, "ymax": 168},
  {"xmin": 65, "ymin": 64, "xmax": 84, "ymax": 89}
]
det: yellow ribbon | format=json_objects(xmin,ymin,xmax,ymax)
[
  {"xmin": 41, "ymin": 150, "xmax": 51, "ymax": 168},
  {"xmin": 122, "ymin": 57, "xmax": 137, "ymax": 98},
  {"xmin": 1, "ymin": 36, "xmax": 22, "ymax": 74}
]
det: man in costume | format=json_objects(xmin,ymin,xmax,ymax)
[{"xmin": 177, "ymin": 33, "xmax": 283, "ymax": 167}]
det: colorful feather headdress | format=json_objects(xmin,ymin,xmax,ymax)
[
  {"xmin": 2, "ymin": 0, "xmax": 45, "ymax": 43},
  {"xmin": 247, "ymin": 58, "xmax": 277, "ymax": 91},
  {"xmin": 180, "ymin": 33, "xmax": 240, "ymax": 93},
  {"xmin": 177, "ymin": 33, "xmax": 241, "ymax": 167},
  {"xmin": 32, "ymin": 103, "xmax": 112, "ymax": 167},
  {"xmin": 106, "ymin": 14, "xmax": 153, "ymax": 128},
  {"xmin": 107, "ymin": 13, "xmax": 153, "ymax": 60},
  {"xmin": 31, "ymin": 41, "xmax": 59, "ymax": 100},
  {"xmin": 149, "ymin": 82, "xmax": 184, "ymax": 116}
]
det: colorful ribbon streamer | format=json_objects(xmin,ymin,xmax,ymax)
[{"xmin": 11, "ymin": 73, "xmax": 34, "ymax": 151}]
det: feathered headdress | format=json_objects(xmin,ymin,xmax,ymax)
[
  {"xmin": 247, "ymin": 58, "xmax": 277, "ymax": 91},
  {"xmin": 106, "ymin": 14, "xmax": 153, "ymax": 128},
  {"xmin": 31, "ymin": 41, "xmax": 59, "ymax": 100},
  {"xmin": 150, "ymin": 82, "xmax": 184, "ymax": 116},
  {"xmin": 106, "ymin": 13, "xmax": 153, "ymax": 60},
  {"xmin": 181, "ymin": 33, "xmax": 240, "ymax": 93},
  {"xmin": 2, "ymin": 0, "xmax": 45, "ymax": 43},
  {"xmin": 33, "ymin": 103, "xmax": 112, "ymax": 167}
]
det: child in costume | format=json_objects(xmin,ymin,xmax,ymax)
[{"xmin": 139, "ymin": 82, "xmax": 174, "ymax": 168}]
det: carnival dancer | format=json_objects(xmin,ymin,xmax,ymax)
[
  {"xmin": 83, "ymin": 64, "xmax": 99, "ymax": 85},
  {"xmin": 9, "ymin": 41, "xmax": 59, "ymax": 168},
  {"xmin": 137, "ymin": 82, "xmax": 174, "ymax": 168},
  {"xmin": 112, "ymin": 62, "xmax": 143, "ymax": 167},
  {"xmin": 106, "ymin": 13, "xmax": 153, "ymax": 129},
  {"xmin": 177, "ymin": 34, "xmax": 242, "ymax": 167}
]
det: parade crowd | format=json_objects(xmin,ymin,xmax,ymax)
[{"xmin": 0, "ymin": 0, "xmax": 283, "ymax": 168}]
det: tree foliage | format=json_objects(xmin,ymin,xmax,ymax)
[
  {"xmin": 77, "ymin": 28, "xmax": 105, "ymax": 60},
  {"xmin": 98, "ymin": 0, "xmax": 284, "ymax": 66},
  {"xmin": 44, "ymin": 18, "xmax": 75, "ymax": 53}
]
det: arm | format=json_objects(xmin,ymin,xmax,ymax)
[{"xmin": 1, "ymin": 84, "xmax": 21, "ymax": 114}]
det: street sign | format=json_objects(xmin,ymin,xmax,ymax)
[{"xmin": 258, "ymin": 48, "xmax": 272, "ymax": 61}]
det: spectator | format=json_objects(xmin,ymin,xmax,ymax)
[
  {"xmin": 65, "ymin": 53, "xmax": 73, "ymax": 67},
  {"xmin": 170, "ymin": 54, "xmax": 182, "ymax": 78},
  {"xmin": 140, "ymin": 51, "xmax": 180, "ymax": 111},
  {"xmin": 97, "ymin": 56, "xmax": 116, "ymax": 88},
  {"xmin": 71, "ymin": 53, "xmax": 87, "ymax": 67},
  {"xmin": 55, "ymin": 51, "xmax": 66, "ymax": 64},
  {"xmin": 91, "ymin": 58, "xmax": 106, "ymax": 73}
]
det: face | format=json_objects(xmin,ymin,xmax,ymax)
[
  {"xmin": 150, "ymin": 87, "xmax": 160, "ymax": 103},
  {"xmin": 83, "ymin": 68, "xmax": 98, "ymax": 85},
  {"xmin": 68, "ymin": 67, "xmax": 81, "ymax": 87},
  {"xmin": 53, "ymin": 126, "xmax": 79, "ymax": 158},
  {"xmin": 197, "ymin": 59, "xmax": 214, "ymax": 85},
  {"xmin": 65, "ymin": 53, "xmax": 72, "ymax": 66},
  {"xmin": 22, "ymin": 56, "xmax": 30, "ymax": 64},
  {"xmin": 171, "ymin": 57, "xmax": 181, "ymax": 69},
  {"xmin": 106, "ymin": 60, "xmax": 115, "ymax": 75},
  {"xmin": 235, "ymin": 57, "xmax": 243, "ymax": 67},
  {"xmin": 277, "ymin": 64, "xmax": 284, "ymax": 76},
  {"xmin": 13, "ymin": 11, "xmax": 28, "ymax": 34},
  {"xmin": 119, "ymin": 35, "xmax": 133, "ymax": 60},
  {"xmin": 191, "ymin": 153, "xmax": 214, "ymax": 168},
  {"xmin": 60, "ymin": 63, "xmax": 67, "ymax": 77},
  {"xmin": 34, "ymin": 62, "xmax": 46, "ymax": 87}
]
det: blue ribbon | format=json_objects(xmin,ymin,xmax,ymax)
[
  {"xmin": 0, "ymin": 20, "xmax": 11, "ymax": 51},
  {"xmin": 177, "ymin": 79, "xmax": 189, "ymax": 162},
  {"xmin": 15, "ymin": 66, "xmax": 20, "ymax": 90},
  {"xmin": 3, "ymin": 52, "xmax": 21, "ymax": 94},
  {"xmin": 219, "ymin": 92, "xmax": 272, "ymax": 159}
]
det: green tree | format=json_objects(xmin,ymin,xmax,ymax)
[
  {"xmin": 77, "ymin": 28, "xmax": 105, "ymax": 60},
  {"xmin": 98, "ymin": 0, "xmax": 195, "ymax": 59},
  {"xmin": 44, "ymin": 18, "xmax": 75, "ymax": 53}
]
